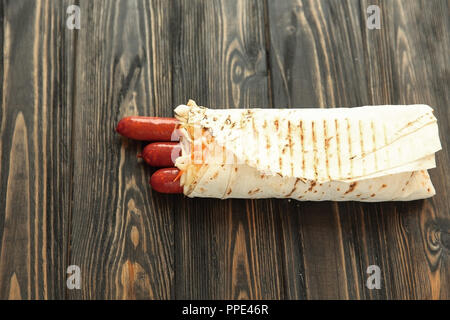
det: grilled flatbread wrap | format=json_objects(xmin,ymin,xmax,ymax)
[{"xmin": 174, "ymin": 100, "xmax": 441, "ymax": 202}]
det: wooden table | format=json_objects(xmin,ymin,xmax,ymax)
[{"xmin": 0, "ymin": 0, "xmax": 448, "ymax": 300}]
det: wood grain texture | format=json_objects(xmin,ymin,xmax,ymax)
[
  {"xmin": 0, "ymin": 0, "xmax": 448, "ymax": 300},
  {"xmin": 171, "ymin": 0, "xmax": 284, "ymax": 299},
  {"xmin": 268, "ymin": 0, "xmax": 449, "ymax": 299},
  {"xmin": 68, "ymin": 0, "xmax": 174, "ymax": 299},
  {"xmin": 0, "ymin": 0, "xmax": 74, "ymax": 299}
]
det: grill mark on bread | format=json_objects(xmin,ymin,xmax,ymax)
[
  {"xmin": 335, "ymin": 119, "xmax": 342, "ymax": 179},
  {"xmin": 248, "ymin": 188, "xmax": 260, "ymax": 195},
  {"xmin": 344, "ymin": 182, "xmax": 357, "ymax": 194},
  {"xmin": 308, "ymin": 181, "xmax": 316, "ymax": 192},
  {"xmin": 346, "ymin": 117, "xmax": 435, "ymax": 165},
  {"xmin": 265, "ymin": 120, "xmax": 271, "ymax": 152},
  {"xmin": 221, "ymin": 154, "xmax": 239, "ymax": 199},
  {"xmin": 277, "ymin": 118, "xmax": 283, "ymax": 172},
  {"xmin": 371, "ymin": 121, "xmax": 378, "ymax": 171},
  {"xmin": 396, "ymin": 113, "xmax": 429, "ymax": 134},
  {"xmin": 344, "ymin": 118, "xmax": 427, "ymax": 165},
  {"xmin": 288, "ymin": 121, "xmax": 294, "ymax": 176},
  {"xmin": 347, "ymin": 118, "xmax": 353, "ymax": 177},
  {"xmin": 312, "ymin": 121, "xmax": 318, "ymax": 180},
  {"xmin": 285, "ymin": 178, "xmax": 301, "ymax": 197},
  {"xmin": 300, "ymin": 121, "xmax": 305, "ymax": 176},
  {"xmin": 221, "ymin": 144, "xmax": 226, "ymax": 166},
  {"xmin": 323, "ymin": 120, "xmax": 331, "ymax": 180},
  {"xmin": 402, "ymin": 172, "xmax": 414, "ymax": 191},
  {"xmin": 252, "ymin": 116, "xmax": 260, "ymax": 166}
]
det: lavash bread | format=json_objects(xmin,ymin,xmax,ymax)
[{"xmin": 174, "ymin": 100, "xmax": 441, "ymax": 202}]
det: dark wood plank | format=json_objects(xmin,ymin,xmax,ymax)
[
  {"xmin": 0, "ymin": 0, "xmax": 74, "ymax": 299},
  {"xmin": 171, "ymin": 0, "xmax": 285, "ymax": 299},
  {"xmin": 2, "ymin": 0, "xmax": 445, "ymax": 300},
  {"xmin": 268, "ymin": 0, "xmax": 365, "ymax": 299},
  {"xmin": 359, "ymin": 0, "xmax": 450, "ymax": 299},
  {"xmin": 68, "ymin": 1, "xmax": 174, "ymax": 299},
  {"xmin": 268, "ymin": 0, "xmax": 449, "ymax": 299}
]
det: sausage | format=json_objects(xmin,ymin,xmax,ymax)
[
  {"xmin": 116, "ymin": 116, "xmax": 179, "ymax": 141},
  {"xmin": 150, "ymin": 168, "xmax": 183, "ymax": 194},
  {"xmin": 139, "ymin": 142, "xmax": 181, "ymax": 167}
]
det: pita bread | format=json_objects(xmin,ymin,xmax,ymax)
[{"xmin": 174, "ymin": 100, "xmax": 441, "ymax": 202}]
